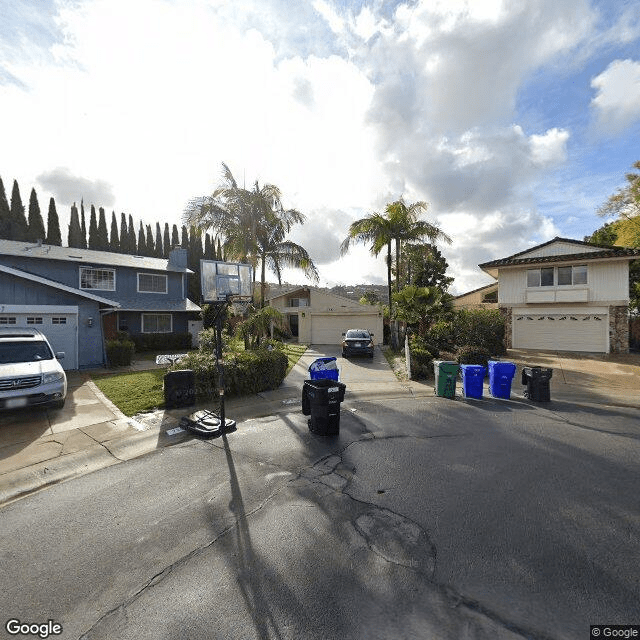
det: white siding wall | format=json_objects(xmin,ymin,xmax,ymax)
[{"xmin": 498, "ymin": 260, "xmax": 629, "ymax": 305}]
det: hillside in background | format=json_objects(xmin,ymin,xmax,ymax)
[{"xmin": 264, "ymin": 282, "xmax": 389, "ymax": 304}]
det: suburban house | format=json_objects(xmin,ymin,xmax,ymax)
[
  {"xmin": 453, "ymin": 282, "xmax": 498, "ymax": 309},
  {"xmin": 0, "ymin": 239, "xmax": 201, "ymax": 369},
  {"xmin": 267, "ymin": 286, "xmax": 383, "ymax": 345},
  {"xmin": 478, "ymin": 237, "xmax": 640, "ymax": 353}
]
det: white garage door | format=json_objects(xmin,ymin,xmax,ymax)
[
  {"xmin": 513, "ymin": 312, "xmax": 608, "ymax": 352},
  {"xmin": 1, "ymin": 308, "xmax": 79, "ymax": 370},
  {"xmin": 311, "ymin": 315, "xmax": 378, "ymax": 345}
]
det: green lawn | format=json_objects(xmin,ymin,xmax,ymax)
[{"xmin": 93, "ymin": 343, "xmax": 308, "ymax": 416}]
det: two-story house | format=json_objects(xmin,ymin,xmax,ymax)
[
  {"xmin": 478, "ymin": 237, "xmax": 640, "ymax": 353},
  {"xmin": 0, "ymin": 239, "xmax": 201, "ymax": 369},
  {"xmin": 267, "ymin": 286, "xmax": 383, "ymax": 345}
]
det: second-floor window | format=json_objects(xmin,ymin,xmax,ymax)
[
  {"xmin": 527, "ymin": 265, "xmax": 587, "ymax": 287},
  {"xmin": 80, "ymin": 267, "xmax": 115, "ymax": 291},
  {"xmin": 288, "ymin": 297, "xmax": 309, "ymax": 307},
  {"xmin": 138, "ymin": 273, "xmax": 168, "ymax": 294}
]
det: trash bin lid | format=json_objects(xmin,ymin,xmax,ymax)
[{"xmin": 309, "ymin": 357, "xmax": 338, "ymax": 372}]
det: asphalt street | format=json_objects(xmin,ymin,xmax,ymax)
[{"xmin": 1, "ymin": 370, "xmax": 639, "ymax": 640}]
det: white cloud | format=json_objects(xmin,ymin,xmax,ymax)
[{"xmin": 590, "ymin": 59, "xmax": 640, "ymax": 134}]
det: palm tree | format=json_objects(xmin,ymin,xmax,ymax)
[{"xmin": 185, "ymin": 162, "xmax": 317, "ymax": 305}]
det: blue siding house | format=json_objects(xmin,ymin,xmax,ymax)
[{"xmin": 0, "ymin": 239, "xmax": 201, "ymax": 369}]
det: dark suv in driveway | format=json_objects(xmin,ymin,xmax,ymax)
[
  {"xmin": 341, "ymin": 329, "xmax": 375, "ymax": 358},
  {"xmin": 0, "ymin": 328, "xmax": 67, "ymax": 410}
]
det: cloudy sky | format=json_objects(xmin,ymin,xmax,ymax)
[{"xmin": 1, "ymin": 0, "xmax": 639, "ymax": 294}]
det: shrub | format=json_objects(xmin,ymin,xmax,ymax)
[
  {"xmin": 198, "ymin": 328, "xmax": 218, "ymax": 353},
  {"xmin": 409, "ymin": 335, "xmax": 436, "ymax": 379},
  {"xmin": 106, "ymin": 338, "xmax": 135, "ymax": 367},
  {"xmin": 453, "ymin": 309, "xmax": 505, "ymax": 355},
  {"xmin": 456, "ymin": 345, "xmax": 491, "ymax": 368},
  {"xmin": 129, "ymin": 332, "xmax": 192, "ymax": 352},
  {"xmin": 170, "ymin": 349, "xmax": 288, "ymax": 401},
  {"xmin": 255, "ymin": 338, "xmax": 285, "ymax": 351},
  {"xmin": 423, "ymin": 320, "xmax": 456, "ymax": 353}
]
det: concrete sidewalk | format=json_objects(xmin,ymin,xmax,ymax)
[{"xmin": 1, "ymin": 346, "xmax": 639, "ymax": 506}]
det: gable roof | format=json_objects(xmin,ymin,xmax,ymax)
[
  {"xmin": 0, "ymin": 239, "xmax": 192, "ymax": 273},
  {"xmin": 0, "ymin": 264, "xmax": 120, "ymax": 307},
  {"xmin": 453, "ymin": 281, "xmax": 498, "ymax": 300},
  {"xmin": 479, "ymin": 236, "xmax": 640, "ymax": 277}
]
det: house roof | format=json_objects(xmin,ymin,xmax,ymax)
[
  {"xmin": 0, "ymin": 239, "xmax": 193, "ymax": 273},
  {"xmin": 453, "ymin": 281, "xmax": 498, "ymax": 300},
  {"xmin": 0, "ymin": 264, "xmax": 121, "ymax": 307},
  {"xmin": 479, "ymin": 236, "xmax": 640, "ymax": 276},
  {"xmin": 116, "ymin": 298, "xmax": 201, "ymax": 312}
]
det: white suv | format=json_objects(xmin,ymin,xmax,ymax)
[{"xmin": 0, "ymin": 328, "xmax": 67, "ymax": 410}]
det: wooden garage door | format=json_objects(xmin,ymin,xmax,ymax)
[
  {"xmin": 311, "ymin": 315, "xmax": 376, "ymax": 345},
  {"xmin": 513, "ymin": 312, "xmax": 608, "ymax": 352}
]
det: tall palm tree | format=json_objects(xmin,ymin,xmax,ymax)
[{"xmin": 185, "ymin": 162, "xmax": 317, "ymax": 305}]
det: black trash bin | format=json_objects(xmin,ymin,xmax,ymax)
[
  {"xmin": 303, "ymin": 379, "xmax": 346, "ymax": 436},
  {"xmin": 164, "ymin": 369, "xmax": 196, "ymax": 409},
  {"xmin": 522, "ymin": 366, "xmax": 553, "ymax": 402}
]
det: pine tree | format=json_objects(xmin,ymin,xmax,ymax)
[
  {"xmin": 163, "ymin": 223, "xmax": 170, "ymax": 257},
  {"xmin": 171, "ymin": 224, "xmax": 179, "ymax": 249},
  {"xmin": 146, "ymin": 225, "xmax": 154, "ymax": 257},
  {"xmin": 88, "ymin": 204, "xmax": 99, "ymax": 249},
  {"xmin": 109, "ymin": 212, "xmax": 120, "ymax": 252},
  {"xmin": 68, "ymin": 203, "xmax": 82, "ymax": 248},
  {"xmin": 27, "ymin": 188, "xmax": 46, "ymax": 242},
  {"xmin": 10, "ymin": 180, "xmax": 28, "ymax": 241},
  {"xmin": 0, "ymin": 176, "xmax": 12, "ymax": 239},
  {"xmin": 138, "ymin": 221, "xmax": 146, "ymax": 255},
  {"xmin": 97, "ymin": 207, "xmax": 109, "ymax": 250},
  {"xmin": 46, "ymin": 198, "xmax": 62, "ymax": 246},
  {"xmin": 120, "ymin": 212, "xmax": 128, "ymax": 252},
  {"xmin": 154, "ymin": 222, "xmax": 163, "ymax": 257},
  {"xmin": 128, "ymin": 215, "xmax": 136, "ymax": 254},
  {"xmin": 80, "ymin": 200, "xmax": 87, "ymax": 249}
]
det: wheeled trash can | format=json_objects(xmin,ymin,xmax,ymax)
[
  {"xmin": 164, "ymin": 369, "xmax": 196, "ymax": 409},
  {"xmin": 302, "ymin": 378, "xmax": 346, "ymax": 436},
  {"xmin": 460, "ymin": 364, "xmax": 487, "ymax": 399},
  {"xmin": 522, "ymin": 366, "xmax": 553, "ymax": 402},
  {"xmin": 308, "ymin": 357, "xmax": 340, "ymax": 381},
  {"xmin": 488, "ymin": 361, "xmax": 517, "ymax": 399},
  {"xmin": 434, "ymin": 361, "xmax": 459, "ymax": 399}
]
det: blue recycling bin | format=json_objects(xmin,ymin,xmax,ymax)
[
  {"xmin": 308, "ymin": 357, "xmax": 340, "ymax": 381},
  {"xmin": 488, "ymin": 361, "xmax": 517, "ymax": 399},
  {"xmin": 460, "ymin": 365, "xmax": 486, "ymax": 399}
]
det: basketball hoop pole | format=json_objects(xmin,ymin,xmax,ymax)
[{"xmin": 215, "ymin": 298, "xmax": 228, "ymax": 428}]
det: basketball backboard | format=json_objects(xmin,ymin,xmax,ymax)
[{"xmin": 200, "ymin": 260, "xmax": 253, "ymax": 303}]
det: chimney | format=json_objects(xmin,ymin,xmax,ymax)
[{"xmin": 168, "ymin": 245, "xmax": 187, "ymax": 269}]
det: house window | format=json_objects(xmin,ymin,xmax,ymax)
[
  {"xmin": 0, "ymin": 317, "xmax": 16, "ymax": 324},
  {"xmin": 80, "ymin": 267, "xmax": 115, "ymax": 291},
  {"xmin": 557, "ymin": 265, "xmax": 587, "ymax": 285},
  {"xmin": 142, "ymin": 313, "xmax": 172, "ymax": 333},
  {"xmin": 288, "ymin": 298, "xmax": 309, "ymax": 307},
  {"xmin": 527, "ymin": 268, "xmax": 554, "ymax": 287},
  {"xmin": 27, "ymin": 317, "xmax": 43, "ymax": 324},
  {"xmin": 51, "ymin": 317, "xmax": 67, "ymax": 324},
  {"xmin": 138, "ymin": 273, "xmax": 168, "ymax": 294},
  {"xmin": 528, "ymin": 265, "xmax": 587, "ymax": 287}
]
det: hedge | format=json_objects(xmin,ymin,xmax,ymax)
[
  {"xmin": 129, "ymin": 332, "xmax": 192, "ymax": 352},
  {"xmin": 169, "ymin": 349, "xmax": 288, "ymax": 401},
  {"xmin": 106, "ymin": 338, "xmax": 135, "ymax": 367}
]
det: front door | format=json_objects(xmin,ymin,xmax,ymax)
[
  {"xmin": 289, "ymin": 313, "xmax": 299, "ymax": 337},
  {"xmin": 103, "ymin": 312, "xmax": 118, "ymax": 340}
]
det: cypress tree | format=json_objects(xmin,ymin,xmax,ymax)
[
  {"xmin": 97, "ymin": 207, "xmax": 109, "ymax": 250},
  {"xmin": 10, "ymin": 180, "xmax": 28, "ymax": 241},
  {"xmin": 27, "ymin": 188, "xmax": 46, "ymax": 242},
  {"xmin": 88, "ymin": 204, "xmax": 98, "ymax": 249},
  {"xmin": 138, "ymin": 221, "xmax": 146, "ymax": 255},
  {"xmin": 188, "ymin": 226, "xmax": 203, "ymax": 302},
  {"xmin": 163, "ymin": 223, "xmax": 170, "ymax": 257},
  {"xmin": 171, "ymin": 224, "xmax": 179, "ymax": 249},
  {"xmin": 68, "ymin": 203, "xmax": 82, "ymax": 248},
  {"xmin": 120, "ymin": 212, "xmax": 128, "ymax": 252},
  {"xmin": 0, "ymin": 176, "xmax": 12, "ymax": 239},
  {"xmin": 109, "ymin": 212, "xmax": 120, "ymax": 252},
  {"xmin": 217, "ymin": 237, "xmax": 223, "ymax": 262},
  {"xmin": 181, "ymin": 225, "xmax": 189, "ymax": 252},
  {"xmin": 80, "ymin": 200, "xmax": 87, "ymax": 249},
  {"xmin": 205, "ymin": 233, "xmax": 212, "ymax": 260},
  {"xmin": 128, "ymin": 215, "xmax": 136, "ymax": 254},
  {"xmin": 155, "ymin": 222, "xmax": 163, "ymax": 257},
  {"xmin": 146, "ymin": 225, "xmax": 154, "ymax": 257},
  {"xmin": 46, "ymin": 198, "xmax": 62, "ymax": 246}
]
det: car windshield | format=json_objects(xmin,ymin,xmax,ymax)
[
  {"xmin": 345, "ymin": 330, "xmax": 369, "ymax": 339},
  {"xmin": 0, "ymin": 340, "xmax": 53, "ymax": 364}
]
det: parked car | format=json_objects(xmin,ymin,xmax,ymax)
[
  {"xmin": 0, "ymin": 328, "xmax": 67, "ymax": 410},
  {"xmin": 341, "ymin": 329, "xmax": 375, "ymax": 358}
]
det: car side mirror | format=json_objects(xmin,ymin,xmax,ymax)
[{"xmin": 56, "ymin": 352, "xmax": 65, "ymax": 360}]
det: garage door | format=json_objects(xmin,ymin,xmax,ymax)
[
  {"xmin": 513, "ymin": 312, "xmax": 608, "ymax": 352},
  {"xmin": 311, "ymin": 315, "xmax": 378, "ymax": 345},
  {"xmin": 0, "ymin": 309, "xmax": 78, "ymax": 370}
]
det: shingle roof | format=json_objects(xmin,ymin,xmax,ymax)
[
  {"xmin": 116, "ymin": 298, "xmax": 201, "ymax": 312},
  {"xmin": 0, "ymin": 239, "xmax": 192, "ymax": 273},
  {"xmin": 479, "ymin": 246, "xmax": 640, "ymax": 269}
]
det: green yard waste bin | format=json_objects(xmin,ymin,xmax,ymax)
[{"xmin": 434, "ymin": 360, "xmax": 459, "ymax": 399}]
